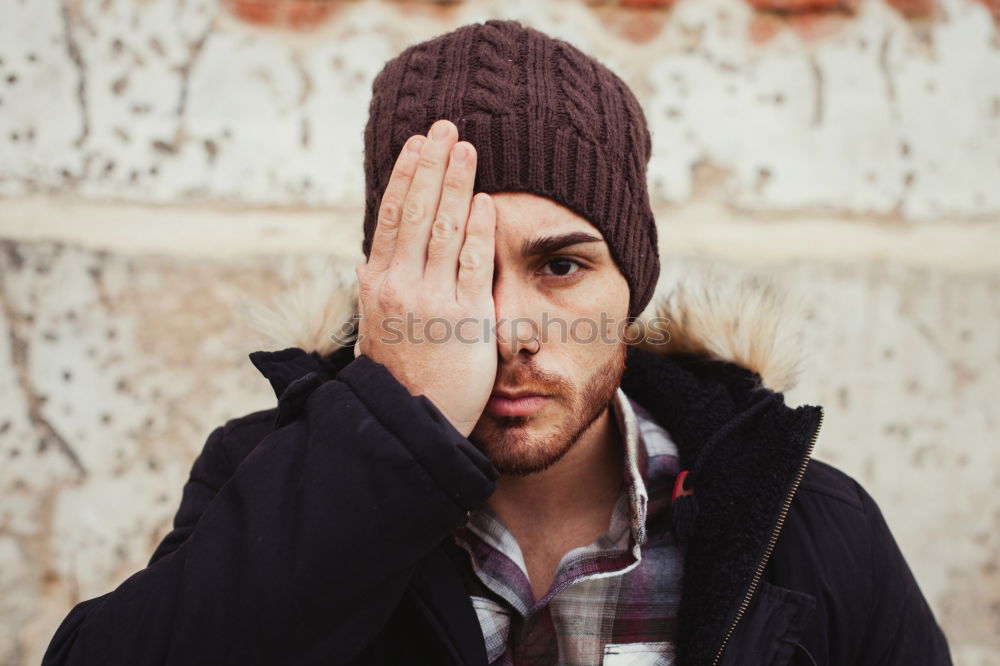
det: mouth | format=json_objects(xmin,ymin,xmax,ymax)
[{"xmin": 486, "ymin": 390, "xmax": 551, "ymax": 418}]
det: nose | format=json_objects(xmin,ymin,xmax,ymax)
[{"xmin": 493, "ymin": 274, "xmax": 542, "ymax": 362}]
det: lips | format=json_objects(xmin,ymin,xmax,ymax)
[{"xmin": 486, "ymin": 390, "xmax": 551, "ymax": 418}]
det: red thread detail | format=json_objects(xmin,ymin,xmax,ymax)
[{"xmin": 672, "ymin": 470, "xmax": 694, "ymax": 504}]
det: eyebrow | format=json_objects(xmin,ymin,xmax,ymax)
[{"xmin": 521, "ymin": 232, "xmax": 603, "ymax": 258}]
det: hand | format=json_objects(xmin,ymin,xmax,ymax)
[{"xmin": 354, "ymin": 119, "xmax": 497, "ymax": 438}]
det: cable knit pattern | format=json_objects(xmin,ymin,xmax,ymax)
[
  {"xmin": 556, "ymin": 43, "xmax": 599, "ymax": 141},
  {"xmin": 467, "ymin": 22, "xmax": 519, "ymax": 115},
  {"xmin": 362, "ymin": 19, "xmax": 660, "ymax": 319}
]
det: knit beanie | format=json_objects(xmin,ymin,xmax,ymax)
[{"xmin": 362, "ymin": 19, "xmax": 660, "ymax": 319}]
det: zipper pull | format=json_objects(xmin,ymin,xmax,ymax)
[{"xmin": 670, "ymin": 469, "xmax": 698, "ymax": 541}]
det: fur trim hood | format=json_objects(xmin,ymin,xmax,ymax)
[{"xmin": 239, "ymin": 264, "xmax": 805, "ymax": 394}]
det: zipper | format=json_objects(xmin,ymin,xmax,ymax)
[{"xmin": 709, "ymin": 406, "xmax": 824, "ymax": 666}]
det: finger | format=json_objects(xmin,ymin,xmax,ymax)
[
  {"xmin": 424, "ymin": 141, "xmax": 477, "ymax": 293},
  {"xmin": 393, "ymin": 119, "xmax": 458, "ymax": 278},
  {"xmin": 368, "ymin": 134, "xmax": 426, "ymax": 274},
  {"xmin": 457, "ymin": 193, "xmax": 496, "ymax": 308},
  {"xmin": 355, "ymin": 261, "xmax": 369, "ymax": 298},
  {"xmin": 354, "ymin": 262, "xmax": 367, "ymax": 358}
]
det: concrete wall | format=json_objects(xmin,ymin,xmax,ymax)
[{"xmin": 1, "ymin": 0, "xmax": 998, "ymax": 663}]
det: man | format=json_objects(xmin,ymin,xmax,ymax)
[{"xmin": 44, "ymin": 19, "xmax": 951, "ymax": 666}]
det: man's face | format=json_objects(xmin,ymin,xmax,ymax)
[{"xmin": 469, "ymin": 192, "xmax": 631, "ymax": 476}]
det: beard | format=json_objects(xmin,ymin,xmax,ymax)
[{"xmin": 469, "ymin": 342, "xmax": 627, "ymax": 477}]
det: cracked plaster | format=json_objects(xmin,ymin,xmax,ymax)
[{"xmin": 0, "ymin": 0, "xmax": 997, "ymax": 218}]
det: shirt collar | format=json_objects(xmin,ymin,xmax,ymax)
[{"xmin": 612, "ymin": 386, "xmax": 650, "ymax": 557}]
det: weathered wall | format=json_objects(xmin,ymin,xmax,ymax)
[{"xmin": 1, "ymin": 0, "xmax": 998, "ymax": 664}]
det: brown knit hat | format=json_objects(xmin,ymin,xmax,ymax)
[{"xmin": 362, "ymin": 19, "xmax": 660, "ymax": 319}]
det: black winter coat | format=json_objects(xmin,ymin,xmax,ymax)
[{"xmin": 42, "ymin": 321, "xmax": 954, "ymax": 665}]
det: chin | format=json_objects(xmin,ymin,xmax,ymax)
[
  {"xmin": 470, "ymin": 413, "xmax": 579, "ymax": 477},
  {"xmin": 472, "ymin": 343, "xmax": 627, "ymax": 476}
]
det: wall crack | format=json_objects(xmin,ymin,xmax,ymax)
[{"xmin": 0, "ymin": 241, "xmax": 87, "ymax": 479}]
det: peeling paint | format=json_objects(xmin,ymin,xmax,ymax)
[{"xmin": 0, "ymin": 0, "xmax": 995, "ymax": 217}]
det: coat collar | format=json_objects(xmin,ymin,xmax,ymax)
[
  {"xmin": 621, "ymin": 347, "xmax": 821, "ymax": 665},
  {"xmin": 244, "ymin": 267, "xmax": 823, "ymax": 666}
]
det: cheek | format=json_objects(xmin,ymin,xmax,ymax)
[
  {"xmin": 574, "ymin": 270, "xmax": 631, "ymax": 335},
  {"xmin": 551, "ymin": 328, "xmax": 622, "ymax": 392},
  {"xmin": 546, "ymin": 268, "xmax": 630, "ymax": 320},
  {"xmin": 538, "ymin": 271, "xmax": 630, "ymax": 360}
]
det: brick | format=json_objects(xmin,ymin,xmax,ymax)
[
  {"xmin": 788, "ymin": 9, "xmax": 850, "ymax": 39},
  {"xmin": 885, "ymin": 0, "xmax": 936, "ymax": 17},
  {"xmin": 748, "ymin": 13, "xmax": 783, "ymax": 43},
  {"xmin": 596, "ymin": 7, "xmax": 670, "ymax": 43},
  {"xmin": 747, "ymin": 0, "xmax": 858, "ymax": 13},
  {"xmin": 618, "ymin": 0, "xmax": 675, "ymax": 8},
  {"xmin": 223, "ymin": 0, "xmax": 335, "ymax": 30},
  {"xmin": 975, "ymin": 0, "xmax": 1000, "ymax": 18}
]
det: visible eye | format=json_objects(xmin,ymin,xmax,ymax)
[{"xmin": 540, "ymin": 257, "xmax": 582, "ymax": 277}]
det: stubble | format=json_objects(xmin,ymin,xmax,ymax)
[{"xmin": 470, "ymin": 343, "xmax": 627, "ymax": 476}]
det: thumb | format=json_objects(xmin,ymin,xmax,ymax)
[{"xmin": 354, "ymin": 264, "xmax": 366, "ymax": 359}]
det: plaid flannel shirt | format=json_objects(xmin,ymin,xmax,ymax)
[{"xmin": 452, "ymin": 388, "xmax": 684, "ymax": 666}]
